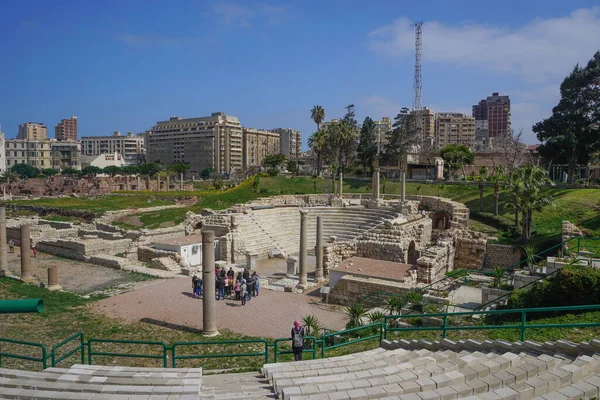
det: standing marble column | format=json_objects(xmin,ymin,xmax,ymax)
[
  {"xmin": 156, "ymin": 175, "xmax": 161, "ymax": 192},
  {"xmin": 202, "ymin": 230, "xmax": 219, "ymax": 336},
  {"xmin": 298, "ymin": 210, "xmax": 308, "ymax": 287},
  {"xmin": 373, "ymin": 168, "xmax": 380, "ymax": 200},
  {"xmin": 20, "ymin": 225, "xmax": 33, "ymax": 282},
  {"xmin": 166, "ymin": 175, "xmax": 170, "ymax": 192},
  {"xmin": 47, "ymin": 266, "xmax": 62, "ymax": 291},
  {"xmin": 125, "ymin": 176, "xmax": 130, "ymax": 191},
  {"xmin": 401, "ymin": 171, "xmax": 406, "ymax": 202},
  {"xmin": 339, "ymin": 170, "xmax": 343, "ymax": 198},
  {"xmin": 315, "ymin": 216, "xmax": 324, "ymax": 282},
  {"xmin": 180, "ymin": 173, "xmax": 184, "ymax": 190},
  {"xmin": 0, "ymin": 208, "xmax": 7, "ymax": 277}
]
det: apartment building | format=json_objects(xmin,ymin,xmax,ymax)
[
  {"xmin": 472, "ymin": 92, "xmax": 511, "ymax": 138},
  {"xmin": 18, "ymin": 122, "xmax": 47, "ymax": 140},
  {"xmin": 243, "ymin": 128, "xmax": 281, "ymax": 168},
  {"xmin": 271, "ymin": 128, "xmax": 301, "ymax": 159},
  {"xmin": 435, "ymin": 113, "xmax": 476, "ymax": 148},
  {"xmin": 81, "ymin": 131, "xmax": 145, "ymax": 165},
  {"xmin": 146, "ymin": 112, "xmax": 243, "ymax": 175},
  {"xmin": 0, "ymin": 128, "xmax": 6, "ymax": 174},
  {"xmin": 410, "ymin": 107, "xmax": 435, "ymax": 139},
  {"xmin": 374, "ymin": 117, "xmax": 392, "ymax": 154},
  {"xmin": 55, "ymin": 116, "xmax": 78, "ymax": 141},
  {"xmin": 5, "ymin": 139, "xmax": 81, "ymax": 170}
]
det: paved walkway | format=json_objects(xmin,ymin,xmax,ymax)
[{"xmin": 93, "ymin": 277, "xmax": 347, "ymax": 339}]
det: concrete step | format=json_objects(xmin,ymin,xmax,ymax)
[{"xmin": 200, "ymin": 372, "xmax": 276, "ymax": 399}]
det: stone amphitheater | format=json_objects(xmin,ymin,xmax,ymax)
[{"xmin": 3, "ymin": 192, "xmax": 598, "ymax": 399}]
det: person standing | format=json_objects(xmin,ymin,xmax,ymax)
[
  {"xmin": 196, "ymin": 275, "xmax": 203, "ymax": 298},
  {"xmin": 227, "ymin": 267, "xmax": 235, "ymax": 280},
  {"xmin": 216, "ymin": 277, "xmax": 225, "ymax": 300},
  {"xmin": 8, "ymin": 239, "xmax": 14, "ymax": 253},
  {"xmin": 192, "ymin": 275, "xmax": 199, "ymax": 297},
  {"xmin": 246, "ymin": 277, "xmax": 254, "ymax": 301},
  {"xmin": 243, "ymin": 268, "xmax": 250, "ymax": 282},
  {"xmin": 291, "ymin": 320, "xmax": 305, "ymax": 361},
  {"xmin": 32, "ymin": 246, "xmax": 37, "ymax": 258},
  {"xmin": 234, "ymin": 279, "xmax": 241, "ymax": 301},
  {"xmin": 240, "ymin": 280, "xmax": 247, "ymax": 307},
  {"xmin": 252, "ymin": 271, "xmax": 260, "ymax": 297}
]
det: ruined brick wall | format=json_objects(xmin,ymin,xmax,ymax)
[
  {"xmin": 484, "ymin": 243, "xmax": 521, "ymax": 269},
  {"xmin": 37, "ymin": 238, "xmax": 132, "ymax": 259},
  {"xmin": 137, "ymin": 246, "xmax": 181, "ymax": 263},
  {"xmin": 408, "ymin": 196, "xmax": 469, "ymax": 229},
  {"xmin": 323, "ymin": 241, "xmax": 357, "ymax": 276},
  {"xmin": 416, "ymin": 238, "xmax": 455, "ymax": 284},
  {"xmin": 328, "ymin": 275, "xmax": 413, "ymax": 306},
  {"xmin": 454, "ymin": 231, "xmax": 488, "ymax": 270}
]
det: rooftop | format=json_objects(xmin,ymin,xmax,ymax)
[{"xmin": 330, "ymin": 256, "xmax": 414, "ymax": 281}]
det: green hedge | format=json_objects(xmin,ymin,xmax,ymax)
[{"xmin": 470, "ymin": 211, "xmax": 515, "ymax": 233}]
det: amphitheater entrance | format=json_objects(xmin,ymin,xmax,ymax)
[
  {"xmin": 407, "ymin": 240, "xmax": 420, "ymax": 265},
  {"xmin": 432, "ymin": 211, "xmax": 452, "ymax": 230}
]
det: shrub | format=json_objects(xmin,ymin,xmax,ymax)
[{"xmin": 470, "ymin": 211, "xmax": 515, "ymax": 233}]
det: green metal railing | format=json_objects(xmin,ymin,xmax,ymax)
[
  {"xmin": 320, "ymin": 323, "xmax": 382, "ymax": 358},
  {"xmin": 87, "ymin": 338, "xmax": 169, "ymax": 368},
  {"xmin": 51, "ymin": 332, "xmax": 85, "ymax": 367},
  {"xmin": 384, "ymin": 304, "xmax": 600, "ymax": 342},
  {"xmin": 568, "ymin": 237, "xmax": 600, "ymax": 258},
  {"xmin": 0, "ymin": 338, "xmax": 49, "ymax": 369},
  {"xmin": 172, "ymin": 339, "xmax": 268, "ymax": 368},
  {"xmin": 273, "ymin": 336, "xmax": 317, "ymax": 363}
]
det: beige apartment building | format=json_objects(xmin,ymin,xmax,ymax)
[
  {"xmin": 5, "ymin": 139, "xmax": 81, "ymax": 170},
  {"xmin": 18, "ymin": 122, "xmax": 48, "ymax": 140},
  {"xmin": 243, "ymin": 128, "xmax": 280, "ymax": 168},
  {"xmin": 271, "ymin": 128, "xmax": 301, "ymax": 159},
  {"xmin": 411, "ymin": 107, "xmax": 435, "ymax": 139},
  {"xmin": 146, "ymin": 112, "xmax": 243, "ymax": 175},
  {"xmin": 55, "ymin": 116, "xmax": 78, "ymax": 141},
  {"xmin": 435, "ymin": 113, "xmax": 476, "ymax": 148},
  {"xmin": 374, "ymin": 117, "xmax": 392, "ymax": 154},
  {"xmin": 81, "ymin": 131, "xmax": 145, "ymax": 165}
]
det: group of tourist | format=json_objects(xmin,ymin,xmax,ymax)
[{"xmin": 191, "ymin": 266, "xmax": 260, "ymax": 307}]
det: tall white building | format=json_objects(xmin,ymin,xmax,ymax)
[
  {"xmin": 271, "ymin": 128, "xmax": 301, "ymax": 159},
  {"xmin": 81, "ymin": 132, "xmax": 145, "ymax": 165}
]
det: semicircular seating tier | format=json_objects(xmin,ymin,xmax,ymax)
[{"xmin": 234, "ymin": 206, "xmax": 401, "ymax": 259}]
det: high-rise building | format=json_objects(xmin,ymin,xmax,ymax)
[
  {"xmin": 410, "ymin": 107, "xmax": 435, "ymax": 139},
  {"xmin": 146, "ymin": 112, "xmax": 243, "ymax": 175},
  {"xmin": 272, "ymin": 128, "xmax": 301, "ymax": 159},
  {"xmin": 51, "ymin": 142, "xmax": 81, "ymax": 170},
  {"xmin": 0, "ymin": 125, "xmax": 6, "ymax": 174},
  {"xmin": 55, "ymin": 116, "xmax": 78, "ymax": 141},
  {"xmin": 472, "ymin": 92, "xmax": 510, "ymax": 138},
  {"xmin": 435, "ymin": 113, "xmax": 476, "ymax": 148},
  {"xmin": 81, "ymin": 131, "xmax": 145, "ymax": 165},
  {"xmin": 374, "ymin": 117, "xmax": 392, "ymax": 154},
  {"xmin": 243, "ymin": 128, "xmax": 281, "ymax": 168},
  {"xmin": 18, "ymin": 122, "xmax": 47, "ymax": 140}
]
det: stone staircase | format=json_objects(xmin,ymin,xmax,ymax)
[
  {"xmin": 243, "ymin": 207, "xmax": 400, "ymax": 258},
  {"xmin": 0, "ymin": 364, "xmax": 203, "ymax": 399},
  {"xmin": 200, "ymin": 371, "xmax": 276, "ymax": 399}
]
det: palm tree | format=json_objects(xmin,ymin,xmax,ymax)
[
  {"xmin": 302, "ymin": 315, "xmax": 322, "ymax": 338},
  {"xmin": 310, "ymin": 105, "xmax": 325, "ymax": 131},
  {"xmin": 478, "ymin": 166, "xmax": 488, "ymax": 212},
  {"xmin": 308, "ymin": 129, "xmax": 326, "ymax": 175},
  {"xmin": 492, "ymin": 265, "xmax": 506, "ymax": 288},
  {"xmin": 345, "ymin": 303, "xmax": 367, "ymax": 329},
  {"xmin": 384, "ymin": 296, "xmax": 403, "ymax": 316},
  {"xmin": 522, "ymin": 244, "xmax": 539, "ymax": 275}
]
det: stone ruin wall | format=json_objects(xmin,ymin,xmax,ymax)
[
  {"xmin": 37, "ymin": 238, "xmax": 132, "ymax": 260},
  {"xmin": 453, "ymin": 230, "xmax": 488, "ymax": 271},
  {"xmin": 407, "ymin": 195, "xmax": 469, "ymax": 229},
  {"xmin": 327, "ymin": 275, "xmax": 414, "ymax": 306},
  {"xmin": 416, "ymin": 236, "xmax": 455, "ymax": 284},
  {"xmin": 137, "ymin": 246, "xmax": 181, "ymax": 263},
  {"xmin": 484, "ymin": 243, "xmax": 522, "ymax": 269}
]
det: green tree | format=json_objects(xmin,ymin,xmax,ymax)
[
  {"xmin": 60, "ymin": 167, "xmax": 79, "ymax": 177},
  {"xmin": 492, "ymin": 266, "xmax": 506, "ymax": 288},
  {"xmin": 533, "ymin": 51, "xmax": 600, "ymax": 184},
  {"xmin": 322, "ymin": 119, "xmax": 358, "ymax": 192},
  {"xmin": 383, "ymin": 108, "xmax": 417, "ymax": 170},
  {"xmin": 252, "ymin": 174, "xmax": 260, "ymax": 193},
  {"xmin": 344, "ymin": 302, "xmax": 367, "ymax": 329},
  {"xmin": 11, "ymin": 164, "xmax": 39, "ymax": 179},
  {"xmin": 121, "ymin": 165, "xmax": 139, "ymax": 176},
  {"xmin": 81, "ymin": 166, "xmax": 102, "ymax": 177},
  {"xmin": 286, "ymin": 160, "xmax": 298, "ymax": 175},
  {"xmin": 137, "ymin": 163, "xmax": 161, "ymax": 177},
  {"xmin": 478, "ymin": 166, "xmax": 488, "ymax": 212},
  {"xmin": 41, "ymin": 168, "xmax": 59, "ymax": 177},
  {"xmin": 440, "ymin": 144, "xmax": 474, "ymax": 180},
  {"xmin": 201, "ymin": 168, "xmax": 215, "ymax": 179},
  {"xmin": 308, "ymin": 129, "xmax": 326, "ymax": 175},
  {"xmin": 522, "ymin": 244, "xmax": 539, "ymax": 275},
  {"xmin": 357, "ymin": 116, "xmax": 378, "ymax": 173},
  {"xmin": 342, "ymin": 104, "xmax": 358, "ymax": 130},
  {"xmin": 310, "ymin": 105, "xmax": 325, "ymax": 130},
  {"xmin": 262, "ymin": 154, "xmax": 287, "ymax": 170},
  {"xmin": 103, "ymin": 166, "xmax": 122, "ymax": 177},
  {"xmin": 167, "ymin": 162, "xmax": 191, "ymax": 175},
  {"xmin": 492, "ymin": 166, "xmax": 506, "ymax": 216}
]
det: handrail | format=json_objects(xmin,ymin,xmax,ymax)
[
  {"xmin": 320, "ymin": 323, "xmax": 382, "ymax": 358},
  {"xmin": 273, "ymin": 336, "xmax": 317, "ymax": 363},
  {"xmin": 171, "ymin": 339, "xmax": 268, "ymax": 368},
  {"xmin": 87, "ymin": 338, "xmax": 169, "ymax": 368},
  {"xmin": 51, "ymin": 332, "xmax": 85, "ymax": 367},
  {"xmin": 384, "ymin": 304, "xmax": 600, "ymax": 342},
  {"xmin": 474, "ymin": 258, "xmax": 587, "ymax": 311},
  {"xmin": 0, "ymin": 337, "xmax": 49, "ymax": 369}
]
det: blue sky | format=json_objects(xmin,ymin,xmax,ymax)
[{"xmin": 1, "ymin": 0, "xmax": 599, "ymax": 148}]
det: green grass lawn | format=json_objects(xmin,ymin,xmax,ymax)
[{"xmin": 7, "ymin": 194, "xmax": 174, "ymax": 213}]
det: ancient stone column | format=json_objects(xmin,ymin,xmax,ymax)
[
  {"xmin": 157, "ymin": 175, "xmax": 161, "ymax": 191},
  {"xmin": 401, "ymin": 171, "xmax": 406, "ymax": 202},
  {"xmin": 373, "ymin": 168, "xmax": 380, "ymax": 200},
  {"xmin": 166, "ymin": 175, "xmax": 170, "ymax": 192},
  {"xmin": 315, "ymin": 216, "xmax": 324, "ymax": 282},
  {"xmin": 339, "ymin": 170, "xmax": 343, "ymax": 198},
  {"xmin": 286, "ymin": 256, "xmax": 298, "ymax": 275},
  {"xmin": 180, "ymin": 173, "xmax": 184, "ymax": 190},
  {"xmin": 0, "ymin": 208, "xmax": 7, "ymax": 277},
  {"xmin": 202, "ymin": 230, "xmax": 219, "ymax": 336},
  {"xmin": 47, "ymin": 266, "xmax": 62, "ymax": 291},
  {"xmin": 298, "ymin": 210, "xmax": 308, "ymax": 287},
  {"xmin": 125, "ymin": 176, "xmax": 130, "ymax": 191},
  {"xmin": 20, "ymin": 225, "xmax": 33, "ymax": 282},
  {"xmin": 137, "ymin": 176, "xmax": 141, "ymax": 191}
]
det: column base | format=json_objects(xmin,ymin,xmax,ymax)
[
  {"xmin": 48, "ymin": 284, "xmax": 63, "ymax": 291},
  {"xmin": 203, "ymin": 330, "xmax": 220, "ymax": 337},
  {"xmin": 20, "ymin": 276, "xmax": 35, "ymax": 283}
]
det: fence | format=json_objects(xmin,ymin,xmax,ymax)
[{"xmin": 2, "ymin": 303, "xmax": 600, "ymax": 371}]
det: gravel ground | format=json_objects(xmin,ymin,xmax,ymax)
[{"xmin": 94, "ymin": 277, "xmax": 348, "ymax": 339}]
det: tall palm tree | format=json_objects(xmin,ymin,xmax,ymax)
[
  {"xmin": 308, "ymin": 129, "xmax": 326, "ymax": 175},
  {"xmin": 310, "ymin": 105, "xmax": 325, "ymax": 130}
]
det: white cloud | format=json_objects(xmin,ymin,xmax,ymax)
[
  {"xmin": 361, "ymin": 95, "xmax": 401, "ymax": 119},
  {"xmin": 368, "ymin": 8, "xmax": 600, "ymax": 83},
  {"xmin": 213, "ymin": 2, "xmax": 290, "ymax": 28}
]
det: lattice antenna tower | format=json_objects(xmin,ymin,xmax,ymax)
[{"xmin": 412, "ymin": 22, "xmax": 423, "ymax": 145}]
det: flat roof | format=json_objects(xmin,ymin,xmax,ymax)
[
  {"xmin": 330, "ymin": 257, "xmax": 414, "ymax": 281},
  {"xmin": 153, "ymin": 234, "xmax": 203, "ymax": 246}
]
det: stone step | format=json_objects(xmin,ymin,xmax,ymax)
[{"xmin": 200, "ymin": 372, "xmax": 276, "ymax": 400}]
